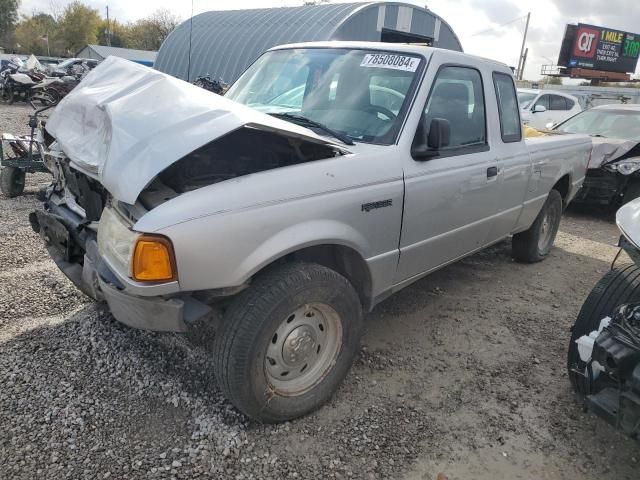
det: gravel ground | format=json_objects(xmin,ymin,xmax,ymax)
[{"xmin": 1, "ymin": 102, "xmax": 638, "ymax": 479}]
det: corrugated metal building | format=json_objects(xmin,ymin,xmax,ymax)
[
  {"xmin": 76, "ymin": 45, "xmax": 157, "ymax": 67},
  {"xmin": 155, "ymin": 2, "xmax": 462, "ymax": 84}
]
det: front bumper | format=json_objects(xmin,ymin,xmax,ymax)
[
  {"xmin": 31, "ymin": 205, "xmax": 211, "ymax": 333},
  {"xmin": 573, "ymin": 169, "xmax": 627, "ymax": 205},
  {"xmin": 99, "ymin": 278, "xmax": 196, "ymax": 332}
]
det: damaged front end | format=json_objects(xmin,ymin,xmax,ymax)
[
  {"xmin": 575, "ymin": 140, "xmax": 640, "ymax": 206},
  {"xmin": 573, "ymin": 304, "xmax": 640, "ymax": 439},
  {"xmin": 30, "ymin": 56, "xmax": 347, "ymax": 332},
  {"xmin": 29, "ymin": 140, "xmax": 109, "ymax": 301}
]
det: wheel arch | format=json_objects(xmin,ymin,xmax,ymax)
[
  {"xmin": 251, "ymin": 243, "xmax": 374, "ymax": 311},
  {"xmin": 552, "ymin": 173, "xmax": 571, "ymax": 207}
]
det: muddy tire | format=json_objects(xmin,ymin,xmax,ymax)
[
  {"xmin": 42, "ymin": 89, "xmax": 60, "ymax": 106},
  {"xmin": 213, "ymin": 262, "xmax": 363, "ymax": 423},
  {"xmin": 0, "ymin": 167, "xmax": 26, "ymax": 198},
  {"xmin": 512, "ymin": 189, "xmax": 562, "ymax": 263},
  {"xmin": 567, "ymin": 264, "xmax": 640, "ymax": 395}
]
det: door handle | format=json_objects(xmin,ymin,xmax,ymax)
[{"xmin": 487, "ymin": 166, "xmax": 498, "ymax": 178}]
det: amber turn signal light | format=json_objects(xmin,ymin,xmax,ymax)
[{"xmin": 132, "ymin": 235, "xmax": 177, "ymax": 282}]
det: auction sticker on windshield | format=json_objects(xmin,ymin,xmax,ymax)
[{"xmin": 360, "ymin": 54, "xmax": 420, "ymax": 72}]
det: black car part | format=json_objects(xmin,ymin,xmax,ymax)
[
  {"xmin": 584, "ymin": 303, "xmax": 640, "ymax": 438},
  {"xmin": 192, "ymin": 75, "xmax": 227, "ymax": 95}
]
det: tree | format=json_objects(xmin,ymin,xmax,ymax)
[
  {"xmin": 10, "ymin": 2, "xmax": 180, "ymax": 56},
  {"xmin": 545, "ymin": 76, "xmax": 563, "ymax": 85},
  {"xmin": 97, "ymin": 18, "xmax": 127, "ymax": 48},
  {"xmin": 14, "ymin": 13, "xmax": 57, "ymax": 55},
  {"xmin": 0, "ymin": 0, "xmax": 20, "ymax": 49},
  {"xmin": 58, "ymin": 1, "xmax": 101, "ymax": 54},
  {"xmin": 125, "ymin": 9, "xmax": 180, "ymax": 51}
]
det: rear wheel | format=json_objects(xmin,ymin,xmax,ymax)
[
  {"xmin": 42, "ymin": 89, "xmax": 60, "ymax": 106},
  {"xmin": 213, "ymin": 262, "xmax": 363, "ymax": 422},
  {"xmin": 512, "ymin": 189, "xmax": 562, "ymax": 263},
  {"xmin": 567, "ymin": 264, "xmax": 640, "ymax": 395},
  {"xmin": 0, "ymin": 167, "xmax": 26, "ymax": 197}
]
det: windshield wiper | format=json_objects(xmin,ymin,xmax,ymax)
[{"xmin": 268, "ymin": 112, "xmax": 354, "ymax": 146}]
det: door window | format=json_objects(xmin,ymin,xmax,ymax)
[
  {"xmin": 534, "ymin": 95, "xmax": 549, "ymax": 110},
  {"xmin": 493, "ymin": 72, "xmax": 522, "ymax": 143},
  {"xmin": 549, "ymin": 95, "xmax": 568, "ymax": 111},
  {"xmin": 422, "ymin": 66, "xmax": 486, "ymax": 149}
]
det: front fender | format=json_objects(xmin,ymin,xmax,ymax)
[
  {"xmin": 157, "ymin": 202, "xmax": 393, "ymax": 293},
  {"xmin": 237, "ymin": 219, "xmax": 371, "ymax": 282}
]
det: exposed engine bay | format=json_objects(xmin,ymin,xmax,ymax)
[
  {"xmin": 574, "ymin": 303, "xmax": 640, "ymax": 438},
  {"xmin": 139, "ymin": 125, "xmax": 342, "ymax": 210}
]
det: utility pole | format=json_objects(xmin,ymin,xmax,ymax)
[
  {"xmin": 106, "ymin": 5, "xmax": 111, "ymax": 47},
  {"xmin": 516, "ymin": 12, "xmax": 530, "ymax": 80},
  {"xmin": 520, "ymin": 47, "xmax": 528, "ymax": 80}
]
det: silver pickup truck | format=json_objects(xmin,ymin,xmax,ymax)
[{"xmin": 31, "ymin": 42, "xmax": 591, "ymax": 422}]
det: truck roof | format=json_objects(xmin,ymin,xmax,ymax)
[{"xmin": 268, "ymin": 41, "xmax": 512, "ymax": 73}]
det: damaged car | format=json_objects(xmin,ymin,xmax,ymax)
[
  {"xmin": 31, "ymin": 43, "xmax": 592, "ymax": 422},
  {"xmin": 554, "ymin": 104, "xmax": 640, "ymax": 207},
  {"xmin": 567, "ymin": 197, "xmax": 640, "ymax": 439}
]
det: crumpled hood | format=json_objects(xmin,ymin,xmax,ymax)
[
  {"xmin": 588, "ymin": 136, "xmax": 639, "ymax": 169},
  {"xmin": 45, "ymin": 56, "xmax": 345, "ymax": 204}
]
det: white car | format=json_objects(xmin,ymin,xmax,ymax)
[{"xmin": 518, "ymin": 88, "xmax": 582, "ymax": 129}]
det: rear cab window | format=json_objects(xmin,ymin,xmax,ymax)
[{"xmin": 492, "ymin": 72, "xmax": 522, "ymax": 143}]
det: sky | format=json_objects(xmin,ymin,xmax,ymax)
[{"xmin": 18, "ymin": 0, "xmax": 640, "ymax": 80}]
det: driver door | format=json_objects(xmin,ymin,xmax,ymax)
[{"xmin": 395, "ymin": 64, "xmax": 499, "ymax": 282}]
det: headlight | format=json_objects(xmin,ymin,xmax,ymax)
[
  {"xmin": 98, "ymin": 206, "xmax": 177, "ymax": 283},
  {"xmin": 98, "ymin": 206, "xmax": 138, "ymax": 275},
  {"xmin": 604, "ymin": 157, "xmax": 640, "ymax": 175}
]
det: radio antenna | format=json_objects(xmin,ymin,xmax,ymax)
[{"xmin": 187, "ymin": 0, "xmax": 194, "ymax": 81}]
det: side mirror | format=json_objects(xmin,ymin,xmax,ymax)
[
  {"xmin": 533, "ymin": 104, "xmax": 546, "ymax": 113},
  {"xmin": 428, "ymin": 118, "xmax": 451, "ymax": 150},
  {"xmin": 411, "ymin": 117, "xmax": 451, "ymax": 159}
]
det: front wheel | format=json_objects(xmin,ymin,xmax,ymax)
[
  {"xmin": 213, "ymin": 262, "xmax": 363, "ymax": 422},
  {"xmin": 0, "ymin": 167, "xmax": 26, "ymax": 197},
  {"xmin": 512, "ymin": 189, "xmax": 562, "ymax": 263}
]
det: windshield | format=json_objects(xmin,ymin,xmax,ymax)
[
  {"xmin": 226, "ymin": 48, "xmax": 423, "ymax": 144},
  {"xmin": 517, "ymin": 91, "xmax": 537, "ymax": 109},
  {"xmin": 555, "ymin": 109, "xmax": 640, "ymax": 141}
]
